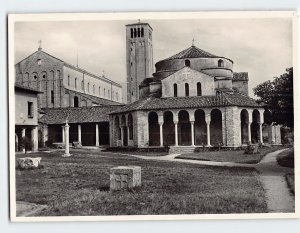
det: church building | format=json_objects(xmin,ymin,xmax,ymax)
[
  {"xmin": 15, "ymin": 44, "xmax": 123, "ymax": 148},
  {"xmin": 109, "ymin": 21, "xmax": 281, "ymax": 151}
]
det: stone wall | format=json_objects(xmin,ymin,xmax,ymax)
[
  {"xmin": 162, "ymin": 67, "xmax": 215, "ymax": 97},
  {"xmin": 233, "ymin": 80, "xmax": 249, "ymax": 95}
]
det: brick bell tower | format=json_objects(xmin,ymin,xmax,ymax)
[{"xmin": 126, "ymin": 21, "xmax": 154, "ymax": 103}]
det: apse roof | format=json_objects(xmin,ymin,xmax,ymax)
[{"xmin": 161, "ymin": 45, "xmax": 218, "ymax": 61}]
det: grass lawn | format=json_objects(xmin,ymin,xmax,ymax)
[
  {"xmin": 176, "ymin": 146, "xmax": 285, "ymax": 164},
  {"xmin": 277, "ymin": 148, "xmax": 294, "ymax": 168},
  {"xmin": 285, "ymin": 173, "xmax": 295, "ymax": 195},
  {"xmin": 16, "ymin": 149, "xmax": 267, "ymax": 216}
]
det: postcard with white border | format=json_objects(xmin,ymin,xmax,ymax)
[{"xmin": 8, "ymin": 11, "xmax": 299, "ymax": 222}]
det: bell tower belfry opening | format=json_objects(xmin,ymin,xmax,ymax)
[{"xmin": 126, "ymin": 21, "xmax": 154, "ymax": 103}]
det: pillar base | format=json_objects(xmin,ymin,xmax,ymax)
[{"xmin": 62, "ymin": 153, "xmax": 71, "ymax": 157}]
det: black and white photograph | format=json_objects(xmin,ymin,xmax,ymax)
[{"xmin": 8, "ymin": 11, "xmax": 298, "ymax": 221}]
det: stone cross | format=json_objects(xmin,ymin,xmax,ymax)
[{"xmin": 38, "ymin": 40, "xmax": 42, "ymax": 49}]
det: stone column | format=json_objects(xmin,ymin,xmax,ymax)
[
  {"xmin": 191, "ymin": 121, "xmax": 195, "ymax": 146},
  {"xmin": 96, "ymin": 124, "xmax": 99, "ymax": 147},
  {"xmin": 31, "ymin": 126, "xmax": 38, "ymax": 152},
  {"xmin": 247, "ymin": 123, "xmax": 251, "ymax": 144},
  {"xmin": 206, "ymin": 121, "xmax": 211, "ymax": 147},
  {"xmin": 174, "ymin": 121, "xmax": 179, "ymax": 146},
  {"xmin": 21, "ymin": 128, "xmax": 26, "ymax": 153},
  {"xmin": 127, "ymin": 125, "xmax": 130, "ymax": 145},
  {"xmin": 159, "ymin": 123, "xmax": 163, "ymax": 147},
  {"xmin": 259, "ymin": 123, "xmax": 263, "ymax": 144},
  {"xmin": 78, "ymin": 124, "xmax": 81, "ymax": 143},
  {"xmin": 62, "ymin": 126, "xmax": 65, "ymax": 143},
  {"xmin": 63, "ymin": 121, "xmax": 70, "ymax": 157},
  {"xmin": 120, "ymin": 127, "xmax": 124, "ymax": 146},
  {"xmin": 205, "ymin": 112, "xmax": 211, "ymax": 147},
  {"xmin": 248, "ymin": 110, "xmax": 253, "ymax": 144}
]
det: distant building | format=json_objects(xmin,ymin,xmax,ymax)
[
  {"xmin": 15, "ymin": 45, "xmax": 123, "ymax": 109},
  {"xmin": 15, "ymin": 83, "xmax": 42, "ymax": 152}
]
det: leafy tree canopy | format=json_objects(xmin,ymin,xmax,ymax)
[{"xmin": 253, "ymin": 67, "xmax": 293, "ymax": 128}]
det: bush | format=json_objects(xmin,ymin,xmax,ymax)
[{"xmin": 244, "ymin": 144, "xmax": 260, "ymax": 155}]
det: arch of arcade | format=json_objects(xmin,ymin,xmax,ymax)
[{"xmin": 110, "ymin": 106, "xmax": 279, "ymax": 148}]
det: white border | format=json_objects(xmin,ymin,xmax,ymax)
[{"xmin": 8, "ymin": 11, "xmax": 299, "ymax": 222}]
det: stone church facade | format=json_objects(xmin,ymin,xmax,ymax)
[
  {"xmin": 15, "ymin": 46, "xmax": 123, "ymax": 148},
  {"xmin": 15, "ymin": 46, "xmax": 123, "ymax": 109},
  {"xmin": 109, "ymin": 22, "xmax": 281, "ymax": 150}
]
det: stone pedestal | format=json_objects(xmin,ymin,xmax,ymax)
[{"xmin": 110, "ymin": 166, "xmax": 141, "ymax": 191}]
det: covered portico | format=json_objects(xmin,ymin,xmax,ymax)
[{"xmin": 110, "ymin": 106, "xmax": 272, "ymax": 148}]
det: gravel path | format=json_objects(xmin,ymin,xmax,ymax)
[{"xmin": 130, "ymin": 148, "xmax": 295, "ymax": 213}]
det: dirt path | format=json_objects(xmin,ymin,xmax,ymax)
[
  {"xmin": 130, "ymin": 148, "xmax": 295, "ymax": 213},
  {"xmin": 255, "ymin": 149, "xmax": 294, "ymax": 213}
]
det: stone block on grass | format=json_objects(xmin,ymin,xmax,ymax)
[
  {"xmin": 16, "ymin": 157, "xmax": 42, "ymax": 169},
  {"xmin": 110, "ymin": 166, "xmax": 141, "ymax": 191}
]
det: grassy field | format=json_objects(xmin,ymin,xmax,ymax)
[
  {"xmin": 16, "ymin": 149, "xmax": 268, "ymax": 216},
  {"xmin": 176, "ymin": 146, "xmax": 285, "ymax": 164},
  {"xmin": 277, "ymin": 148, "xmax": 294, "ymax": 168}
]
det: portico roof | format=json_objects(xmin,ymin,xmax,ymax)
[
  {"xmin": 110, "ymin": 90, "xmax": 264, "ymax": 114},
  {"xmin": 40, "ymin": 105, "xmax": 122, "ymax": 124}
]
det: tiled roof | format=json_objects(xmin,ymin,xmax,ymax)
[
  {"xmin": 65, "ymin": 88, "xmax": 123, "ymax": 106},
  {"xmin": 110, "ymin": 91, "xmax": 263, "ymax": 114},
  {"xmin": 15, "ymin": 83, "xmax": 43, "ymax": 94},
  {"xmin": 161, "ymin": 45, "xmax": 218, "ymax": 61},
  {"xmin": 233, "ymin": 72, "xmax": 249, "ymax": 81},
  {"xmin": 40, "ymin": 105, "xmax": 123, "ymax": 124}
]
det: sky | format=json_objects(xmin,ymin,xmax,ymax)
[{"xmin": 14, "ymin": 18, "xmax": 293, "ymax": 99}]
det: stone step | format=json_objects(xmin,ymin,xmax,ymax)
[{"xmin": 169, "ymin": 146, "xmax": 196, "ymax": 154}]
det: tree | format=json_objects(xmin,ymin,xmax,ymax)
[{"xmin": 253, "ymin": 67, "xmax": 293, "ymax": 128}]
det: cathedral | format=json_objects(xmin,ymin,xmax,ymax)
[{"xmin": 109, "ymin": 21, "xmax": 281, "ymax": 151}]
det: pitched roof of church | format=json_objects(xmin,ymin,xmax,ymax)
[
  {"xmin": 110, "ymin": 91, "xmax": 263, "ymax": 114},
  {"xmin": 160, "ymin": 45, "xmax": 219, "ymax": 61},
  {"xmin": 40, "ymin": 105, "xmax": 121, "ymax": 124},
  {"xmin": 65, "ymin": 88, "xmax": 123, "ymax": 106}
]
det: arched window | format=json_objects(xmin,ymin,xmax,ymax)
[
  {"xmin": 68, "ymin": 75, "xmax": 70, "ymax": 85},
  {"xmin": 197, "ymin": 82, "xmax": 202, "ymax": 96},
  {"xmin": 173, "ymin": 83, "xmax": 178, "ymax": 97},
  {"xmin": 116, "ymin": 92, "xmax": 119, "ymax": 100},
  {"xmin": 141, "ymin": 27, "xmax": 144, "ymax": 37},
  {"xmin": 75, "ymin": 78, "xmax": 77, "ymax": 89},
  {"xmin": 99, "ymin": 86, "xmax": 101, "ymax": 95},
  {"xmin": 134, "ymin": 28, "xmax": 137, "ymax": 38},
  {"xmin": 130, "ymin": 28, "xmax": 133, "ymax": 38},
  {"xmin": 138, "ymin": 28, "xmax": 141, "ymax": 37},
  {"xmin": 81, "ymin": 80, "xmax": 84, "ymax": 90},
  {"xmin": 185, "ymin": 83, "xmax": 189, "ymax": 96},
  {"xmin": 93, "ymin": 84, "xmax": 95, "ymax": 94},
  {"xmin": 104, "ymin": 88, "xmax": 106, "ymax": 97},
  {"xmin": 218, "ymin": 59, "xmax": 224, "ymax": 67},
  {"xmin": 74, "ymin": 96, "xmax": 79, "ymax": 107},
  {"xmin": 185, "ymin": 59, "xmax": 190, "ymax": 67},
  {"xmin": 87, "ymin": 83, "xmax": 90, "ymax": 92}
]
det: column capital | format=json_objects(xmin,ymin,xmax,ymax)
[{"xmin": 174, "ymin": 120, "xmax": 179, "ymax": 124}]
